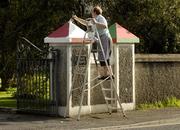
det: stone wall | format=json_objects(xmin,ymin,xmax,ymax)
[{"xmin": 135, "ymin": 54, "xmax": 180, "ymax": 105}]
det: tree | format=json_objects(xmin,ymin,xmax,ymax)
[
  {"xmin": 106, "ymin": 0, "xmax": 180, "ymax": 53},
  {"xmin": 0, "ymin": 0, "xmax": 180, "ymax": 89},
  {"xmin": 73, "ymin": 0, "xmax": 180, "ymax": 53},
  {"xmin": 0, "ymin": 0, "xmax": 88, "ymax": 90}
]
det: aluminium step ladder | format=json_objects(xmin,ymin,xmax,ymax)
[{"xmin": 66, "ymin": 20, "xmax": 126, "ymax": 120}]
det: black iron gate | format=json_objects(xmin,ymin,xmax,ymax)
[{"xmin": 16, "ymin": 37, "xmax": 59, "ymax": 115}]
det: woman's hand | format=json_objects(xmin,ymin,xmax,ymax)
[
  {"xmin": 92, "ymin": 18, "xmax": 97, "ymax": 24},
  {"xmin": 72, "ymin": 15, "xmax": 78, "ymax": 20}
]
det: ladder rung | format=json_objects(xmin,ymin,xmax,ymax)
[
  {"xmin": 105, "ymin": 97, "xmax": 116, "ymax": 101},
  {"xmin": 102, "ymin": 88, "xmax": 113, "ymax": 91},
  {"xmin": 89, "ymin": 78, "xmax": 107, "ymax": 90},
  {"xmin": 108, "ymin": 106, "xmax": 120, "ymax": 110},
  {"xmin": 74, "ymin": 72, "xmax": 86, "ymax": 75}
]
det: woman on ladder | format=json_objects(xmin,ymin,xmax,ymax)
[{"xmin": 72, "ymin": 5, "xmax": 114, "ymax": 80}]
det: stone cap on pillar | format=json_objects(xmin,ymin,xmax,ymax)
[
  {"xmin": 109, "ymin": 23, "xmax": 140, "ymax": 44},
  {"xmin": 44, "ymin": 20, "xmax": 90, "ymax": 45}
]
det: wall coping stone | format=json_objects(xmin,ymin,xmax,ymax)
[{"xmin": 135, "ymin": 54, "xmax": 180, "ymax": 62}]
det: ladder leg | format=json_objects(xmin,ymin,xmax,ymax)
[
  {"xmin": 92, "ymin": 52, "xmax": 98, "ymax": 66},
  {"xmin": 77, "ymin": 84, "xmax": 86, "ymax": 120},
  {"xmin": 65, "ymin": 33, "xmax": 88, "ymax": 118},
  {"xmin": 94, "ymin": 26, "xmax": 126, "ymax": 117},
  {"xmin": 110, "ymin": 82, "xmax": 113, "ymax": 114},
  {"xmin": 77, "ymin": 41, "xmax": 93, "ymax": 120},
  {"xmin": 114, "ymin": 88, "xmax": 127, "ymax": 117}
]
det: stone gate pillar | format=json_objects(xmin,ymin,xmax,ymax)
[
  {"xmin": 44, "ymin": 21, "xmax": 91, "ymax": 117},
  {"xmin": 109, "ymin": 23, "xmax": 140, "ymax": 110}
]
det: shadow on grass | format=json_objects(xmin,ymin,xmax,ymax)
[
  {"xmin": 0, "ymin": 91, "xmax": 16, "ymax": 108},
  {"xmin": 0, "ymin": 98, "xmax": 16, "ymax": 108}
]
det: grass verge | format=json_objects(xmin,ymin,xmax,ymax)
[
  {"xmin": 137, "ymin": 97, "xmax": 180, "ymax": 110},
  {"xmin": 0, "ymin": 91, "xmax": 16, "ymax": 108}
]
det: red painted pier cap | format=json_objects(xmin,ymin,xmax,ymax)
[
  {"xmin": 44, "ymin": 20, "xmax": 89, "ymax": 45},
  {"xmin": 109, "ymin": 23, "xmax": 140, "ymax": 44}
]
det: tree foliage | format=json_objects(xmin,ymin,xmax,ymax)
[
  {"xmin": 0, "ymin": 0, "xmax": 180, "ymax": 89},
  {"xmin": 0, "ymin": 0, "xmax": 87, "ymax": 89},
  {"xmin": 106, "ymin": 0, "xmax": 180, "ymax": 53}
]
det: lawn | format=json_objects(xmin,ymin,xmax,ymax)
[{"xmin": 0, "ymin": 91, "xmax": 16, "ymax": 108}]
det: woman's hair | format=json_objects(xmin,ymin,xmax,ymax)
[{"xmin": 93, "ymin": 6, "xmax": 102, "ymax": 15}]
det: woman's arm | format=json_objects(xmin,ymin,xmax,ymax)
[
  {"xmin": 72, "ymin": 16, "xmax": 107, "ymax": 29},
  {"xmin": 95, "ymin": 22, "xmax": 107, "ymax": 29}
]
